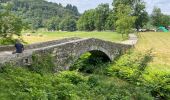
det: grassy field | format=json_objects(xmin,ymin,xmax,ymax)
[
  {"xmin": 22, "ymin": 31, "xmax": 122, "ymax": 44},
  {"xmin": 136, "ymin": 32, "xmax": 170, "ymax": 72}
]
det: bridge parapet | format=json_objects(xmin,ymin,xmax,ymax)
[{"xmin": 0, "ymin": 37, "xmax": 81, "ymax": 52}]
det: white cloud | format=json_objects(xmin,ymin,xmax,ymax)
[{"xmin": 47, "ymin": 0, "xmax": 170, "ymax": 14}]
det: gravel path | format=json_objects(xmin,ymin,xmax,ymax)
[{"xmin": 121, "ymin": 34, "xmax": 138, "ymax": 45}]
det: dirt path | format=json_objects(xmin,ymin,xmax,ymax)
[{"xmin": 121, "ymin": 34, "xmax": 138, "ymax": 45}]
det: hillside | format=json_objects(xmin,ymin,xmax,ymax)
[{"xmin": 0, "ymin": 0, "xmax": 79, "ymax": 30}]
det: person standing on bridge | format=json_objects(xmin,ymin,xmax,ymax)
[{"xmin": 14, "ymin": 39, "xmax": 24, "ymax": 53}]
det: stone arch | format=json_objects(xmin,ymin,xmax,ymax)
[
  {"xmin": 68, "ymin": 46, "xmax": 112, "ymax": 69},
  {"xmin": 89, "ymin": 50, "xmax": 111, "ymax": 62}
]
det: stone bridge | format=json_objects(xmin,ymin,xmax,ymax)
[{"xmin": 0, "ymin": 37, "xmax": 132, "ymax": 71}]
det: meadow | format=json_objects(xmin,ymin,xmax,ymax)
[
  {"xmin": 136, "ymin": 32, "xmax": 170, "ymax": 72},
  {"xmin": 22, "ymin": 31, "xmax": 122, "ymax": 44}
]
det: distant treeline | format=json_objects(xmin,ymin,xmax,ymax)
[
  {"xmin": 0, "ymin": 0, "xmax": 170, "ymax": 32},
  {"xmin": 0, "ymin": 0, "xmax": 79, "ymax": 31}
]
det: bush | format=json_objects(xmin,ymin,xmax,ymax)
[
  {"xmin": 107, "ymin": 50, "xmax": 170, "ymax": 99},
  {"xmin": 56, "ymin": 71, "xmax": 86, "ymax": 85},
  {"xmin": 141, "ymin": 71, "xmax": 170, "ymax": 99},
  {"xmin": 0, "ymin": 38, "xmax": 16, "ymax": 45},
  {"xmin": 0, "ymin": 65, "xmax": 154, "ymax": 99},
  {"xmin": 107, "ymin": 50, "xmax": 152, "ymax": 82},
  {"xmin": 29, "ymin": 53, "xmax": 55, "ymax": 74}
]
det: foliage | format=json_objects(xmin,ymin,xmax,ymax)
[
  {"xmin": 77, "ymin": 3, "xmax": 114, "ymax": 31},
  {"xmin": 107, "ymin": 50, "xmax": 152, "ymax": 82},
  {"xmin": 77, "ymin": 9, "xmax": 96, "ymax": 31},
  {"xmin": 151, "ymin": 7, "xmax": 170, "ymax": 27},
  {"xmin": 151, "ymin": 7, "xmax": 164, "ymax": 27},
  {"xmin": 0, "ymin": 11, "xmax": 23, "ymax": 38},
  {"xmin": 133, "ymin": 2, "xmax": 149, "ymax": 31},
  {"xmin": 95, "ymin": 3, "xmax": 110, "ymax": 31},
  {"xmin": 107, "ymin": 50, "xmax": 170, "ymax": 99},
  {"xmin": 59, "ymin": 17, "xmax": 77, "ymax": 31},
  {"xmin": 46, "ymin": 16, "xmax": 61, "ymax": 31},
  {"xmin": 0, "ymin": 64, "xmax": 153, "ymax": 100},
  {"xmin": 141, "ymin": 70, "xmax": 170, "ymax": 99},
  {"xmin": 29, "ymin": 53, "xmax": 55, "ymax": 74},
  {"xmin": 113, "ymin": 0, "xmax": 149, "ymax": 30},
  {"xmin": 0, "ymin": 0, "xmax": 79, "ymax": 31},
  {"xmin": 65, "ymin": 4, "xmax": 79, "ymax": 16},
  {"xmin": 115, "ymin": 4, "xmax": 136, "ymax": 39},
  {"xmin": 0, "ymin": 37, "xmax": 17, "ymax": 45},
  {"xmin": 0, "ymin": 50, "xmax": 155, "ymax": 99},
  {"xmin": 105, "ymin": 11, "xmax": 115, "ymax": 30}
]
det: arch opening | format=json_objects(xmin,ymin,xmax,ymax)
[
  {"xmin": 70, "ymin": 50, "xmax": 111, "ymax": 73},
  {"xmin": 89, "ymin": 50, "xmax": 111, "ymax": 62}
]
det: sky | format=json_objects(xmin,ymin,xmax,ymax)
[{"xmin": 47, "ymin": 0, "xmax": 170, "ymax": 15}]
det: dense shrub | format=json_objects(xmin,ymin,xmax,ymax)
[
  {"xmin": 107, "ymin": 50, "xmax": 152, "ymax": 82},
  {"xmin": 29, "ymin": 53, "xmax": 55, "ymax": 74},
  {"xmin": 0, "ymin": 38, "xmax": 17, "ymax": 45},
  {"xmin": 141, "ymin": 71, "xmax": 170, "ymax": 99},
  {"xmin": 107, "ymin": 50, "xmax": 170, "ymax": 99},
  {"xmin": 56, "ymin": 71, "xmax": 86, "ymax": 85},
  {"xmin": 0, "ymin": 64, "xmax": 153, "ymax": 99}
]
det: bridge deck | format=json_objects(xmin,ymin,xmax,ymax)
[
  {"xmin": 0, "ymin": 38, "xmax": 87, "ymax": 63},
  {"xmin": 0, "ymin": 38, "xmax": 82, "ymax": 62}
]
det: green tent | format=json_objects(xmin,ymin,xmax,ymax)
[{"xmin": 157, "ymin": 26, "xmax": 169, "ymax": 32}]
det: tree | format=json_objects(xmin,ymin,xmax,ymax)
[
  {"xmin": 133, "ymin": 2, "xmax": 149, "ymax": 31},
  {"xmin": 46, "ymin": 17, "xmax": 61, "ymax": 31},
  {"xmin": 105, "ymin": 11, "xmax": 115, "ymax": 30},
  {"xmin": 151, "ymin": 7, "xmax": 163, "ymax": 27},
  {"xmin": 31, "ymin": 17, "xmax": 43, "ymax": 30},
  {"xmin": 77, "ymin": 3, "xmax": 115, "ymax": 31},
  {"xmin": 161, "ymin": 15, "xmax": 170, "ymax": 28},
  {"xmin": 113, "ymin": 0, "xmax": 149, "ymax": 31},
  {"xmin": 0, "ymin": 12, "xmax": 23, "ymax": 39},
  {"xmin": 59, "ymin": 17, "xmax": 77, "ymax": 31},
  {"xmin": 0, "ymin": 0, "xmax": 80, "ymax": 30},
  {"xmin": 115, "ymin": 4, "xmax": 136, "ymax": 39},
  {"xmin": 95, "ymin": 3, "xmax": 110, "ymax": 31},
  {"xmin": 77, "ymin": 9, "xmax": 96, "ymax": 31},
  {"xmin": 0, "ymin": 0, "xmax": 12, "ymax": 3},
  {"xmin": 65, "ymin": 4, "xmax": 79, "ymax": 16},
  {"xmin": 151, "ymin": 7, "xmax": 170, "ymax": 27}
]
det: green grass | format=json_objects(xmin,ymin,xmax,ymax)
[
  {"xmin": 136, "ymin": 32, "xmax": 170, "ymax": 72},
  {"xmin": 22, "ymin": 31, "xmax": 122, "ymax": 44}
]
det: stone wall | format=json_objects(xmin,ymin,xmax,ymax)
[{"xmin": 0, "ymin": 38, "xmax": 132, "ymax": 71}]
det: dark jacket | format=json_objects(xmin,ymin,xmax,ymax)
[{"xmin": 15, "ymin": 43, "xmax": 24, "ymax": 53}]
